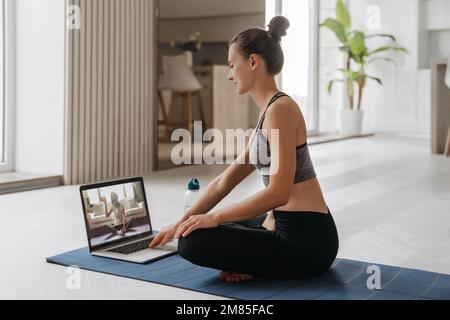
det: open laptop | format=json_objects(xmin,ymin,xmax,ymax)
[{"xmin": 80, "ymin": 176, "xmax": 178, "ymax": 263}]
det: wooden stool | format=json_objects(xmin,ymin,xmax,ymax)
[
  {"xmin": 164, "ymin": 90, "xmax": 205, "ymax": 141},
  {"xmin": 158, "ymin": 90, "xmax": 168, "ymax": 127}
]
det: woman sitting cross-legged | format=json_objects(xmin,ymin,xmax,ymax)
[{"xmin": 149, "ymin": 16, "xmax": 339, "ymax": 283}]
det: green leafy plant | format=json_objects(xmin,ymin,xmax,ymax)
[{"xmin": 320, "ymin": 0, "xmax": 408, "ymax": 111}]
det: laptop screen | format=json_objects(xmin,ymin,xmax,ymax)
[{"xmin": 80, "ymin": 178, "xmax": 152, "ymax": 250}]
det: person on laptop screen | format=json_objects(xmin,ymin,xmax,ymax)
[
  {"xmin": 81, "ymin": 179, "xmax": 176, "ymax": 264},
  {"xmin": 104, "ymin": 192, "xmax": 127, "ymax": 236}
]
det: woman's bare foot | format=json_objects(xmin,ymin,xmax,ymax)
[
  {"xmin": 219, "ymin": 271, "xmax": 233, "ymax": 281},
  {"xmin": 219, "ymin": 271, "xmax": 254, "ymax": 283}
]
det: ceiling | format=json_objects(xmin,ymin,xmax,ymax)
[{"xmin": 159, "ymin": 0, "xmax": 265, "ymax": 19}]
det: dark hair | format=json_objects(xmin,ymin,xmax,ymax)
[{"xmin": 229, "ymin": 16, "xmax": 290, "ymax": 75}]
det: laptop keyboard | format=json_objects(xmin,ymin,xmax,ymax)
[{"xmin": 107, "ymin": 239, "xmax": 151, "ymax": 255}]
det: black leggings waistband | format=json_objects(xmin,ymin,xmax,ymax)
[{"xmin": 273, "ymin": 207, "xmax": 331, "ymax": 217}]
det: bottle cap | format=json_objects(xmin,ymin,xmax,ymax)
[{"xmin": 187, "ymin": 178, "xmax": 200, "ymax": 190}]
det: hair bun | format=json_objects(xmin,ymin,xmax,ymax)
[{"xmin": 267, "ymin": 16, "xmax": 290, "ymax": 42}]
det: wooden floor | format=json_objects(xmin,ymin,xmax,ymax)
[{"xmin": 0, "ymin": 133, "xmax": 449, "ymax": 299}]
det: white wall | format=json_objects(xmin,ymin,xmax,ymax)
[
  {"xmin": 423, "ymin": 0, "xmax": 450, "ymax": 68},
  {"xmin": 160, "ymin": 0, "xmax": 264, "ymax": 19},
  {"xmin": 424, "ymin": 0, "xmax": 450, "ymax": 31},
  {"xmin": 159, "ymin": 13, "xmax": 265, "ymax": 44},
  {"xmin": 14, "ymin": 0, "xmax": 65, "ymax": 174}
]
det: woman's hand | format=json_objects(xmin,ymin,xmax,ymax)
[
  {"xmin": 148, "ymin": 222, "xmax": 180, "ymax": 248},
  {"xmin": 174, "ymin": 214, "xmax": 219, "ymax": 239}
]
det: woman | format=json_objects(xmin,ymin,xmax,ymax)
[
  {"xmin": 105, "ymin": 192, "xmax": 127, "ymax": 236},
  {"xmin": 150, "ymin": 16, "xmax": 339, "ymax": 283}
]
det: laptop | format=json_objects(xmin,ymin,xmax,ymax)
[{"xmin": 80, "ymin": 176, "xmax": 178, "ymax": 263}]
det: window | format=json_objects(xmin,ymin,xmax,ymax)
[
  {"xmin": 0, "ymin": 0, "xmax": 13, "ymax": 173},
  {"xmin": 266, "ymin": 0, "xmax": 319, "ymax": 134}
]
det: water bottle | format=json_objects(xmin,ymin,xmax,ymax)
[{"xmin": 184, "ymin": 178, "xmax": 201, "ymax": 213}]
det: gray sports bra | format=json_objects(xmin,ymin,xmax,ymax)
[{"xmin": 249, "ymin": 92, "xmax": 317, "ymax": 187}]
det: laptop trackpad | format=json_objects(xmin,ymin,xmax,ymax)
[
  {"xmin": 156, "ymin": 239, "xmax": 178, "ymax": 250},
  {"xmin": 133, "ymin": 248, "xmax": 173, "ymax": 259}
]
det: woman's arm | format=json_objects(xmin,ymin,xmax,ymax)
[
  {"xmin": 174, "ymin": 100, "xmax": 301, "ymax": 238},
  {"xmin": 211, "ymin": 100, "xmax": 299, "ymax": 224},
  {"xmin": 120, "ymin": 207, "xmax": 127, "ymax": 235},
  {"xmin": 178, "ymin": 145, "xmax": 256, "ymax": 223},
  {"xmin": 104, "ymin": 202, "xmax": 113, "ymax": 217},
  {"xmin": 121, "ymin": 207, "xmax": 126, "ymax": 223},
  {"xmin": 154, "ymin": 146, "xmax": 257, "ymax": 245}
]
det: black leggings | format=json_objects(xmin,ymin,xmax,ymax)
[{"xmin": 177, "ymin": 208, "xmax": 339, "ymax": 279}]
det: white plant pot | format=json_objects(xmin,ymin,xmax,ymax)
[{"xmin": 339, "ymin": 109, "xmax": 364, "ymax": 135}]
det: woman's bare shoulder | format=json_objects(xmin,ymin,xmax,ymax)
[{"xmin": 264, "ymin": 96, "xmax": 303, "ymax": 127}]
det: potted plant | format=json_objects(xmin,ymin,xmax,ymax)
[
  {"xmin": 170, "ymin": 31, "xmax": 202, "ymax": 67},
  {"xmin": 321, "ymin": 0, "xmax": 408, "ymax": 135}
]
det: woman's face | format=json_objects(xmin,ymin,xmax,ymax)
[{"xmin": 227, "ymin": 43, "xmax": 256, "ymax": 95}]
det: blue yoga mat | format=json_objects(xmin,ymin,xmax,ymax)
[{"xmin": 46, "ymin": 247, "xmax": 450, "ymax": 300}]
